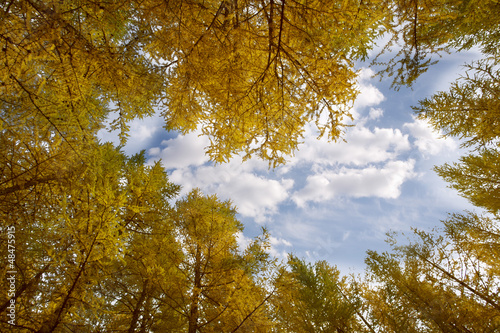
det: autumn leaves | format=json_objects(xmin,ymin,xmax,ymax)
[{"xmin": 1, "ymin": 0, "xmax": 500, "ymax": 331}]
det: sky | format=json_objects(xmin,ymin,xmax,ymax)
[{"xmin": 98, "ymin": 47, "xmax": 483, "ymax": 275}]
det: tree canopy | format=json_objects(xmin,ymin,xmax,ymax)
[
  {"xmin": 1, "ymin": 0, "xmax": 500, "ymax": 331},
  {"xmin": 0, "ymin": 0, "xmax": 390, "ymax": 166}
]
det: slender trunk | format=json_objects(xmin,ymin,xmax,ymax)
[
  {"xmin": 138, "ymin": 291, "xmax": 152, "ymax": 333},
  {"xmin": 422, "ymin": 256, "xmax": 500, "ymax": 311},
  {"xmin": 128, "ymin": 279, "xmax": 149, "ymax": 333},
  {"xmin": 36, "ymin": 233, "xmax": 98, "ymax": 333},
  {"xmin": 0, "ymin": 264, "xmax": 50, "ymax": 313},
  {"xmin": 188, "ymin": 246, "xmax": 202, "ymax": 333}
]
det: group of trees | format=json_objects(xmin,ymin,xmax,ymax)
[
  {"xmin": 0, "ymin": 0, "xmax": 499, "ymax": 331},
  {"xmin": 362, "ymin": 0, "xmax": 500, "ymax": 329}
]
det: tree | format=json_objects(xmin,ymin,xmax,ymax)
[
  {"xmin": 373, "ymin": 0, "xmax": 461, "ymax": 87},
  {"xmin": 0, "ymin": 143, "xmax": 183, "ymax": 332},
  {"xmin": 145, "ymin": 0, "xmax": 389, "ymax": 165},
  {"xmin": 442, "ymin": 212, "xmax": 500, "ymax": 279},
  {"xmin": 434, "ymin": 149, "xmax": 500, "ymax": 214},
  {"xmin": 2, "ymin": 0, "xmax": 499, "ymax": 166},
  {"xmin": 272, "ymin": 255, "xmax": 364, "ymax": 332},
  {"xmin": 416, "ymin": 59, "xmax": 500, "ymax": 150},
  {"xmin": 369, "ymin": 15, "xmax": 500, "ymax": 329},
  {"xmin": 0, "ymin": 142, "xmax": 127, "ymax": 331},
  {"xmin": 92, "ymin": 151, "xmax": 183, "ymax": 332},
  {"xmin": 159, "ymin": 189, "xmax": 278, "ymax": 332},
  {"xmin": 413, "ymin": 58, "xmax": 500, "ymax": 214},
  {"xmin": 363, "ymin": 250, "xmax": 432, "ymax": 333},
  {"xmin": 94, "ymin": 187, "xmax": 281, "ymax": 333},
  {"xmin": 0, "ymin": 0, "xmax": 160, "ymax": 143},
  {"xmin": 374, "ymin": 0, "xmax": 500, "ymax": 88},
  {"xmin": 364, "ymin": 224, "xmax": 500, "ymax": 332}
]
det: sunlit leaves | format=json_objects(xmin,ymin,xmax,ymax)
[
  {"xmin": 0, "ymin": 142, "xmax": 128, "ymax": 331},
  {"xmin": 374, "ymin": 0, "xmax": 500, "ymax": 88},
  {"xmin": 416, "ymin": 59, "xmax": 500, "ymax": 149},
  {"xmin": 435, "ymin": 149, "xmax": 500, "ymax": 214},
  {"xmin": 0, "ymin": 0, "xmax": 390, "ymax": 166},
  {"xmin": 364, "ymin": 224, "xmax": 500, "ymax": 332},
  {"xmin": 137, "ymin": 0, "xmax": 387, "ymax": 165},
  {"xmin": 273, "ymin": 255, "xmax": 362, "ymax": 332},
  {"xmin": 166, "ymin": 190, "xmax": 277, "ymax": 332},
  {"xmin": 0, "ymin": 0, "xmax": 160, "ymax": 146}
]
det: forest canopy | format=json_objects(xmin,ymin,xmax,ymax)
[
  {"xmin": 2, "ymin": 0, "xmax": 497, "ymax": 165},
  {"xmin": 1, "ymin": 0, "xmax": 499, "ymax": 331}
]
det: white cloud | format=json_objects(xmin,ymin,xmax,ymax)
[
  {"xmin": 270, "ymin": 236, "xmax": 292, "ymax": 247},
  {"xmin": 151, "ymin": 111, "xmax": 413, "ymax": 222},
  {"xmin": 213, "ymin": 174, "xmax": 293, "ymax": 223},
  {"xmin": 404, "ymin": 117, "xmax": 457, "ymax": 156},
  {"xmin": 268, "ymin": 236, "xmax": 293, "ymax": 258},
  {"xmin": 353, "ymin": 68, "xmax": 385, "ymax": 113},
  {"xmin": 292, "ymin": 159, "xmax": 416, "ymax": 207},
  {"xmin": 236, "ymin": 231, "xmax": 292, "ymax": 259},
  {"xmin": 148, "ymin": 132, "xmax": 292, "ymax": 222},
  {"xmin": 166, "ymin": 156, "xmax": 294, "ymax": 223},
  {"xmin": 129, "ymin": 121, "xmax": 156, "ymax": 141},
  {"xmin": 368, "ymin": 108, "xmax": 384, "ymax": 120},
  {"xmin": 428, "ymin": 47, "xmax": 484, "ymax": 93},
  {"xmin": 150, "ymin": 131, "xmax": 210, "ymax": 169},
  {"xmin": 236, "ymin": 232, "xmax": 292, "ymax": 259},
  {"xmin": 294, "ymin": 125, "xmax": 410, "ymax": 167},
  {"xmin": 235, "ymin": 231, "xmax": 252, "ymax": 252},
  {"xmin": 145, "ymin": 66, "xmax": 416, "ymax": 222},
  {"xmin": 98, "ymin": 111, "xmax": 163, "ymax": 155},
  {"xmin": 314, "ymin": 67, "xmax": 384, "ymax": 126}
]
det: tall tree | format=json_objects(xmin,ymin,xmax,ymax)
[
  {"xmin": 434, "ymin": 149, "xmax": 500, "ymax": 214},
  {"xmin": 0, "ymin": 142, "xmax": 129, "ymax": 331},
  {"xmin": 416, "ymin": 59, "xmax": 500, "ymax": 150},
  {"xmin": 94, "ymin": 152, "xmax": 183, "ymax": 332},
  {"xmin": 161, "ymin": 189, "xmax": 278, "ymax": 332},
  {"xmin": 272, "ymin": 255, "xmax": 364, "ymax": 332},
  {"xmin": 414, "ymin": 58, "xmax": 500, "ymax": 214},
  {"xmin": 141, "ymin": 0, "xmax": 388, "ymax": 165},
  {"xmin": 364, "ymin": 223, "xmax": 500, "ymax": 332}
]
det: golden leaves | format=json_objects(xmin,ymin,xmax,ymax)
[{"xmin": 149, "ymin": 0, "xmax": 381, "ymax": 165}]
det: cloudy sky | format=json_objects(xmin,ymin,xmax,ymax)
[{"xmin": 99, "ymin": 48, "xmax": 482, "ymax": 274}]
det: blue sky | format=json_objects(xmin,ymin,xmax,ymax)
[{"xmin": 99, "ymin": 47, "xmax": 483, "ymax": 274}]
